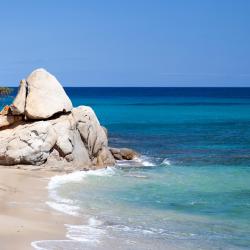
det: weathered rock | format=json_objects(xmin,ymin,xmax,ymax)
[
  {"xmin": 0, "ymin": 106, "xmax": 115, "ymax": 169},
  {"xmin": 102, "ymin": 126, "xmax": 108, "ymax": 137},
  {"xmin": 110, "ymin": 147, "xmax": 139, "ymax": 160},
  {"xmin": 10, "ymin": 79, "xmax": 27, "ymax": 115},
  {"xmin": 48, "ymin": 111, "xmax": 92, "ymax": 168},
  {"xmin": 95, "ymin": 147, "xmax": 115, "ymax": 168},
  {"xmin": 0, "ymin": 115, "xmax": 22, "ymax": 129},
  {"xmin": 25, "ymin": 69, "xmax": 73, "ymax": 119},
  {"xmin": 72, "ymin": 106, "xmax": 108, "ymax": 155},
  {"xmin": 0, "ymin": 121, "xmax": 57, "ymax": 165}
]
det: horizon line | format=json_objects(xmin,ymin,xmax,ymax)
[{"xmin": 5, "ymin": 85, "xmax": 250, "ymax": 88}]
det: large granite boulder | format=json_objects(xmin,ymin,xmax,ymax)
[
  {"xmin": 0, "ymin": 106, "xmax": 115, "ymax": 169},
  {"xmin": 10, "ymin": 68, "xmax": 73, "ymax": 120}
]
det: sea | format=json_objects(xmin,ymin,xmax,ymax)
[{"xmin": 5, "ymin": 87, "xmax": 250, "ymax": 249}]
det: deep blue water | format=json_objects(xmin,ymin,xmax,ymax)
[
  {"xmin": 5, "ymin": 88, "xmax": 250, "ymax": 249},
  {"xmin": 63, "ymin": 88, "xmax": 250, "ymax": 249},
  {"xmin": 66, "ymin": 87, "xmax": 250, "ymax": 167}
]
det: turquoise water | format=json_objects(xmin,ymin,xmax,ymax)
[{"xmin": 7, "ymin": 87, "xmax": 250, "ymax": 249}]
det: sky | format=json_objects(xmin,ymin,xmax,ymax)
[{"xmin": 0, "ymin": 0, "xmax": 249, "ymax": 87}]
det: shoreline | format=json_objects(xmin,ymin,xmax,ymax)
[{"xmin": 0, "ymin": 167, "xmax": 76, "ymax": 250}]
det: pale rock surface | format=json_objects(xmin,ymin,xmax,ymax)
[
  {"xmin": 0, "ymin": 106, "xmax": 115, "ymax": 169},
  {"xmin": 10, "ymin": 79, "xmax": 27, "ymax": 115},
  {"xmin": 0, "ymin": 121, "xmax": 57, "ymax": 165},
  {"xmin": 95, "ymin": 147, "xmax": 116, "ymax": 168},
  {"xmin": 25, "ymin": 68, "xmax": 73, "ymax": 119},
  {"xmin": 0, "ymin": 115, "xmax": 22, "ymax": 129},
  {"xmin": 72, "ymin": 106, "xmax": 108, "ymax": 155},
  {"xmin": 48, "ymin": 111, "xmax": 92, "ymax": 169},
  {"xmin": 71, "ymin": 106, "xmax": 115, "ymax": 167}
]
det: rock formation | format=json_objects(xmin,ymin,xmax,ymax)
[
  {"xmin": 11, "ymin": 69, "xmax": 73, "ymax": 119},
  {"xmin": 0, "ymin": 69, "xmax": 137, "ymax": 171}
]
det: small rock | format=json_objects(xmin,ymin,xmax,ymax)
[{"xmin": 109, "ymin": 147, "xmax": 139, "ymax": 160}]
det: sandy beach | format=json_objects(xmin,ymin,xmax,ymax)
[{"xmin": 0, "ymin": 167, "xmax": 74, "ymax": 250}]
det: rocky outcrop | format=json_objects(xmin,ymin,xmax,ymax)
[
  {"xmin": 0, "ymin": 106, "xmax": 115, "ymax": 169},
  {"xmin": 0, "ymin": 68, "xmax": 136, "ymax": 171}
]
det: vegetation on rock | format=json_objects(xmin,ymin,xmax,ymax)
[
  {"xmin": 0, "ymin": 87, "xmax": 13, "ymax": 96},
  {"xmin": 0, "ymin": 87, "xmax": 13, "ymax": 110}
]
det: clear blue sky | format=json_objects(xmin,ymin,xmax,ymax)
[{"xmin": 0, "ymin": 0, "xmax": 250, "ymax": 87}]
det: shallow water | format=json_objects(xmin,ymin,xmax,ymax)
[{"xmin": 7, "ymin": 87, "xmax": 250, "ymax": 250}]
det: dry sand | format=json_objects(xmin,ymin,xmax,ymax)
[{"xmin": 0, "ymin": 167, "xmax": 75, "ymax": 250}]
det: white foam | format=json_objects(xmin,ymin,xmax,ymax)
[
  {"xmin": 48, "ymin": 167, "xmax": 115, "ymax": 190},
  {"xmin": 135, "ymin": 156, "xmax": 156, "ymax": 166},
  {"xmin": 66, "ymin": 217, "xmax": 105, "ymax": 243},
  {"xmin": 116, "ymin": 155, "xmax": 157, "ymax": 168},
  {"xmin": 32, "ymin": 218, "xmax": 105, "ymax": 249},
  {"xmin": 107, "ymin": 224, "xmax": 157, "ymax": 235},
  {"xmin": 31, "ymin": 241, "xmax": 47, "ymax": 250},
  {"xmin": 46, "ymin": 167, "xmax": 116, "ymax": 216},
  {"xmin": 31, "ymin": 240, "xmax": 86, "ymax": 250},
  {"xmin": 46, "ymin": 201, "xmax": 80, "ymax": 216},
  {"xmin": 161, "ymin": 158, "xmax": 171, "ymax": 166}
]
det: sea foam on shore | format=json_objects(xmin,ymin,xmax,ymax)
[
  {"xmin": 32, "ymin": 156, "xmax": 169, "ymax": 249},
  {"xmin": 46, "ymin": 167, "xmax": 116, "ymax": 216}
]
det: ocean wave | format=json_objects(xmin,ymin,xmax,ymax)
[
  {"xmin": 66, "ymin": 217, "xmax": 105, "ymax": 242},
  {"xmin": 46, "ymin": 167, "xmax": 116, "ymax": 216},
  {"xmin": 106, "ymin": 223, "xmax": 201, "ymax": 241},
  {"xmin": 46, "ymin": 201, "xmax": 80, "ymax": 216},
  {"xmin": 116, "ymin": 155, "xmax": 171, "ymax": 168},
  {"xmin": 134, "ymin": 156, "xmax": 157, "ymax": 166},
  {"xmin": 48, "ymin": 167, "xmax": 116, "ymax": 190},
  {"xmin": 36, "ymin": 168, "xmax": 114, "ymax": 250},
  {"xmin": 116, "ymin": 155, "xmax": 157, "ymax": 168},
  {"xmin": 31, "ymin": 240, "xmax": 93, "ymax": 250},
  {"xmin": 107, "ymin": 224, "xmax": 157, "ymax": 235},
  {"xmin": 160, "ymin": 158, "xmax": 171, "ymax": 166},
  {"xmin": 32, "ymin": 217, "xmax": 105, "ymax": 250}
]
